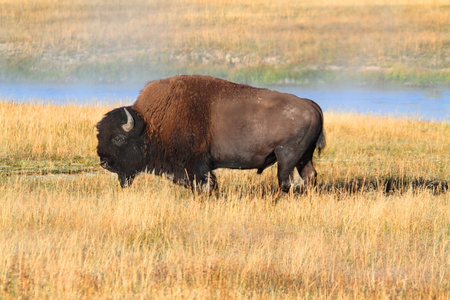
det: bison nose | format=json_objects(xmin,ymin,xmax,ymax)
[{"xmin": 100, "ymin": 159, "xmax": 109, "ymax": 169}]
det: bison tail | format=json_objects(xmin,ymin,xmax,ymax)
[{"xmin": 316, "ymin": 129, "xmax": 326, "ymax": 157}]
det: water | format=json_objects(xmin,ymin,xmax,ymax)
[
  {"xmin": 1, "ymin": 83, "xmax": 448, "ymax": 122},
  {"xmin": 290, "ymin": 88, "xmax": 449, "ymax": 122},
  {"xmin": 0, "ymin": 82, "xmax": 140, "ymax": 106}
]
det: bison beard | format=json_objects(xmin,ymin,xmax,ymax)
[{"xmin": 96, "ymin": 75, "xmax": 325, "ymax": 192}]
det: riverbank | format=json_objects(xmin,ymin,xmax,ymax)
[{"xmin": 1, "ymin": 0, "xmax": 449, "ymax": 86}]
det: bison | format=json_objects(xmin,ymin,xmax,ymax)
[{"xmin": 96, "ymin": 75, "xmax": 325, "ymax": 192}]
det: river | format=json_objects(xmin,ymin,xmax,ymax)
[{"xmin": 1, "ymin": 83, "xmax": 448, "ymax": 122}]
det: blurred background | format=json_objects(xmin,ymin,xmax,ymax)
[{"xmin": 0, "ymin": 0, "xmax": 449, "ymax": 120}]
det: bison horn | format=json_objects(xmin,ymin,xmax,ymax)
[{"xmin": 122, "ymin": 108, "xmax": 134, "ymax": 132}]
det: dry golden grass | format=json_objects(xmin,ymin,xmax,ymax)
[
  {"xmin": 1, "ymin": 0, "xmax": 449, "ymax": 84},
  {"xmin": 0, "ymin": 101, "xmax": 109, "ymax": 173},
  {"xmin": 0, "ymin": 100, "xmax": 449, "ymax": 298}
]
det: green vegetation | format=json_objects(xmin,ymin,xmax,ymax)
[{"xmin": 0, "ymin": 0, "xmax": 449, "ymax": 86}]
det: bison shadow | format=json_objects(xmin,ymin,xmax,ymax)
[
  {"xmin": 218, "ymin": 174, "xmax": 448, "ymax": 200},
  {"xmin": 315, "ymin": 175, "xmax": 448, "ymax": 196}
]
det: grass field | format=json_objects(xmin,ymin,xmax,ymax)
[
  {"xmin": 1, "ymin": 0, "xmax": 449, "ymax": 85},
  {"xmin": 0, "ymin": 100, "xmax": 449, "ymax": 298}
]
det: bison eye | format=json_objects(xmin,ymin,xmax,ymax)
[{"xmin": 112, "ymin": 135, "xmax": 126, "ymax": 147}]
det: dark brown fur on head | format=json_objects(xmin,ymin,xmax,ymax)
[{"xmin": 96, "ymin": 106, "xmax": 148, "ymax": 187}]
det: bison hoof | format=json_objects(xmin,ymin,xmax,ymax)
[{"xmin": 291, "ymin": 177, "xmax": 304, "ymax": 191}]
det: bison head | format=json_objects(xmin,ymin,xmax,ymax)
[{"xmin": 96, "ymin": 107, "xmax": 147, "ymax": 187}]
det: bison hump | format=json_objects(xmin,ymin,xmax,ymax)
[{"xmin": 133, "ymin": 76, "xmax": 212, "ymax": 164}]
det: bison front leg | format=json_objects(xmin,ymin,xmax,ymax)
[
  {"xmin": 190, "ymin": 172, "xmax": 217, "ymax": 193},
  {"xmin": 118, "ymin": 174, "xmax": 136, "ymax": 188}
]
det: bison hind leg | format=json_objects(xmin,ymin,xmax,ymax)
[
  {"xmin": 298, "ymin": 160, "xmax": 317, "ymax": 186},
  {"xmin": 295, "ymin": 148, "xmax": 317, "ymax": 188},
  {"xmin": 274, "ymin": 147, "xmax": 299, "ymax": 193},
  {"xmin": 275, "ymin": 145, "xmax": 318, "ymax": 193}
]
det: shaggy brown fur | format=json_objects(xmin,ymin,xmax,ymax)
[{"xmin": 132, "ymin": 75, "xmax": 263, "ymax": 186}]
